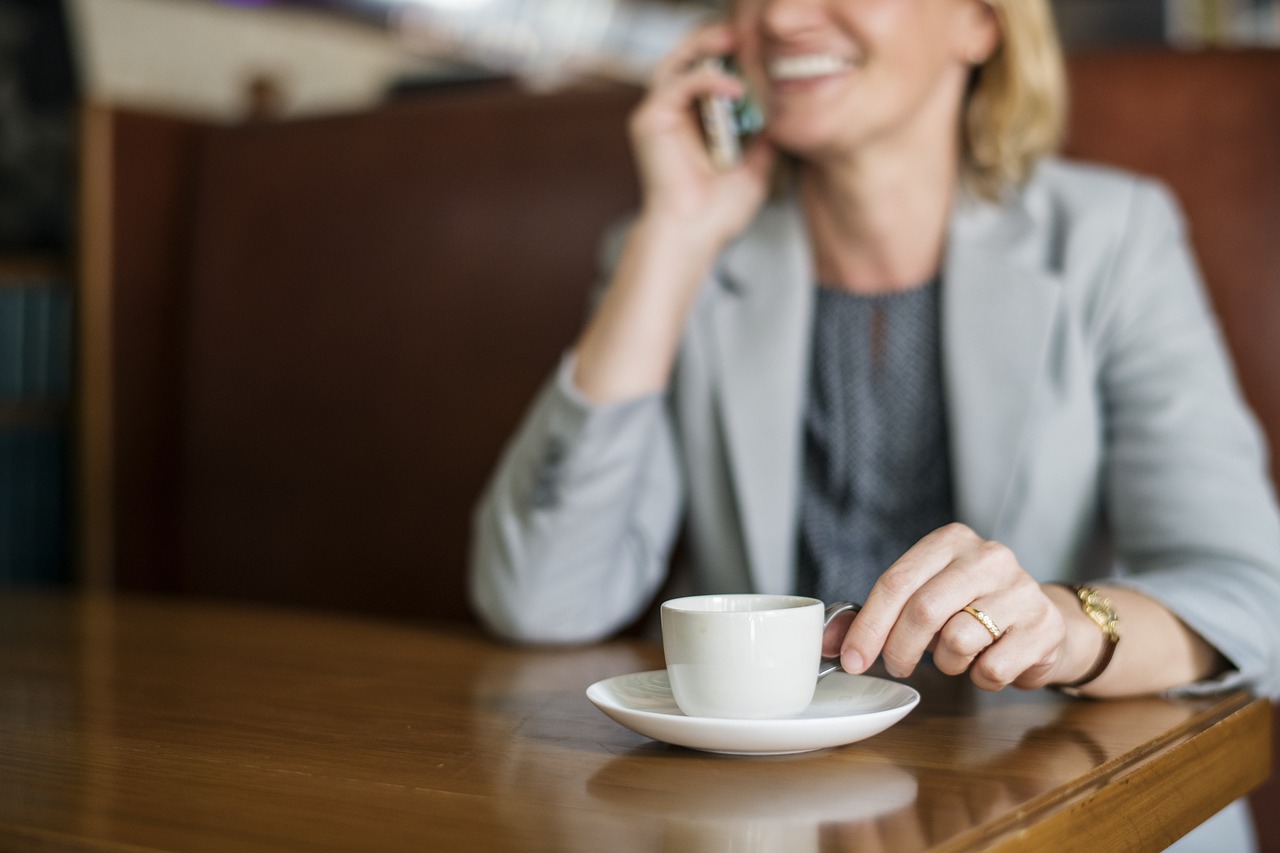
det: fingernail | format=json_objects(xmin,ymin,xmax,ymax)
[{"xmin": 841, "ymin": 650, "xmax": 864, "ymax": 673}]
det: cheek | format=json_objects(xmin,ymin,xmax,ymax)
[
  {"xmin": 870, "ymin": 40, "xmax": 961, "ymax": 105},
  {"xmin": 857, "ymin": 3, "xmax": 962, "ymax": 74}
]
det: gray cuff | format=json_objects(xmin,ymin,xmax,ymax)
[{"xmin": 524, "ymin": 351, "xmax": 666, "ymax": 508}]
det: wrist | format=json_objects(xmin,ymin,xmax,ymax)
[
  {"xmin": 635, "ymin": 191, "xmax": 750, "ymax": 256},
  {"xmin": 1047, "ymin": 583, "xmax": 1121, "ymax": 692},
  {"xmin": 632, "ymin": 212, "xmax": 725, "ymax": 271},
  {"xmin": 1045, "ymin": 584, "xmax": 1100, "ymax": 685}
]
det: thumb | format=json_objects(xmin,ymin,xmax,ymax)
[{"xmin": 740, "ymin": 135, "xmax": 778, "ymax": 185}]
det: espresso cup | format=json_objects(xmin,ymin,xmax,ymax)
[{"xmin": 660, "ymin": 594, "xmax": 861, "ymax": 720}]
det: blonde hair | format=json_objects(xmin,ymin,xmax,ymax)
[{"xmin": 964, "ymin": 0, "xmax": 1067, "ymax": 199}]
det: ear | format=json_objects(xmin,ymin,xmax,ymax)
[{"xmin": 957, "ymin": 0, "xmax": 1001, "ymax": 65}]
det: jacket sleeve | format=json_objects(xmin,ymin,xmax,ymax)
[
  {"xmin": 1092, "ymin": 179, "xmax": 1280, "ymax": 697},
  {"xmin": 467, "ymin": 229, "xmax": 687, "ymax": 644}
]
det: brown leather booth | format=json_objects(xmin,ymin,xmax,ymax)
[
  {"xmin": 78, "ymin": 83, "xmax": 642, "ymax": 621},
  {"xmin": 79, "ymin": 49, "xmax": 1280, "ymax": 844}
]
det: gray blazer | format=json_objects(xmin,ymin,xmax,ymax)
[{"xmin": 470, "ymin": 158, "xmax": 1280, "ymax": 696}]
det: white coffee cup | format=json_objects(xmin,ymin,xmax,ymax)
[{"xmin": 660, "ymin": 594, "xmax": 860, "ymax": 720}]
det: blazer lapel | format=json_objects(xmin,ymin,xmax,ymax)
[
  {"xmin": 942, "ymin": 191, "xmax": 1063, "ymax": 537},
  {"xmin": 706, "ymin": 188, "xmax": 1062, "ymax": 587},
  {"xmin": 711, "ymin": 200, "xmax": 813, "ymax": 593}
]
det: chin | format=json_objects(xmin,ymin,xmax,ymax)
[{"xmin": 764, "ymin": 126, "xmax": 843, "ymax": 162}]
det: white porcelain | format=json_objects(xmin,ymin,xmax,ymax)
[
  {"xmin": 586, "ymin": 669, "xmax": 920, "ymax": 755},
  {"xmin": 661, "ymin": 594, "xmax": 824, "ymax": 719}
]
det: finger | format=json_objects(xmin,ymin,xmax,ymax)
[
  {"xmin": 736, "ymin": 133, "xmax": 778, "ymax": 179},
  {"xmin": 1008, "ymin": 654, "xmax": 1061, "ymax": 691},
  {"xmin": 635, "ymin": 58, "xmax": 744, "ymax": 126},
  {"xmin": 651, "ymin": 23, "xmax": 735, "ymax": 86},
  {"xmin": 879, "ymin": 554, "xmax": 1007, "ymax": 677},
  {"xmin": 879, "ymin": 535, "xmax": 1032, "ymax": 677},
  {"xmin": 840, "ymin": 523, "xmax": 983, "ymax": 674},
  {"xmin": 1002, "ymin": 626, "xmax": 1067, "ymax": 691},
  {"xmin": 931, "ymin": 607, "xmax": 1000, "ymax": 676},
  {"xmin": 967, "ymin": 591, "xmax": 1064, "ymax": 691},
  {"xmin": 822, "ymin": 607, "xmax": 858, "ymax": 658},
  {"xmin": 629, "ymin": 64, "xmax": 745, "ymax": 147},
  {"xmin": 707, "ymin": 135, "xmax": 777, "ymax": 200}
]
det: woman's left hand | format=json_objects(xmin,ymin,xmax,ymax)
[{"xmin": 830, "ymin": 523, "xmax": 1069, "ymax": 691}]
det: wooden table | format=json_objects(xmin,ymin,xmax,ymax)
[{"xmin": 0, "ymin": 591, "xmax": 1269, "ymax": 852}]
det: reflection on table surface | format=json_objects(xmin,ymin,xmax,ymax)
[{"xmin": 0, "ymin": 591, "xmax": 1267, "ymax": 852}]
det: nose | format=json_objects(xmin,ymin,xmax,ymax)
[{"xmin": 756, "ymin": 0, "xmax": 829, "ymax": 37}]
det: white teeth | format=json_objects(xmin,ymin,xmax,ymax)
[{"xmin": 768, "ymin": 54, "xmax": 854, "ymax": 81}]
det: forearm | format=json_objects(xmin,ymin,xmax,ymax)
[
  {"xmin": 572, "ymin": 215, "xmax": 722, "ymax": 404},
  {"xmin": 1044, "ymin": 583, "xmax": 1227, "ymax": 698}
]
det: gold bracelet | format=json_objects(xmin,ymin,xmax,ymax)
[{"xmin": 1057, "ymin": 584, "xmax": 1120, "ymax": 690}]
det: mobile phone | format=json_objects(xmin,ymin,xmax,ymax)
[{"xmin": 696, "ymin": 57, "xmax": 763, "ymax": 169}]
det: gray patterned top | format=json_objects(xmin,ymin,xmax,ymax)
[{"xmin": 796, "ymin": 278, "xmax": 955, "ymax": 605}]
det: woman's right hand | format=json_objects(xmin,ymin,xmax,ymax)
[
  {"xmin": 628, "ymin": 23, "xmax": 776, "ymax": 252},
  {"xmin": 571, "ymin": 25, "xmax": 777, "ymax": 405}
]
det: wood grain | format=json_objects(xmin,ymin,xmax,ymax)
[{"xmin": 0, "ymin": 592, "xmax": 1266, "ymax": 852}]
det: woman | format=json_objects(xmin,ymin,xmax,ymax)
[{"xmin": 470, "ymin": 0, "xmax": 1280, "ymax": 702}]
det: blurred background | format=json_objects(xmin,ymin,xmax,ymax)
[{"xmin": 1, "ymin": 0, "xmax": 1278, "ymax": 595}]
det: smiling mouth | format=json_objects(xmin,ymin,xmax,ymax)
[{"xmin": 767, "ymin": 54, "xmax": 857, "ymax": 82}]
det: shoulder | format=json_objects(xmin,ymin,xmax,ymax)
[
  {"xmin": 1019, "ymin": 157, "xmax": 1187, "ymax": 245},
  {"xmin": 949, "ymin": 157, "xmax": 1209, "ymax": 348},
  {"xmin": 1027, "ymin": 157, "xmax": 1144, "ymax": 201},
  {"xmin": 1016, "ymin": 158, "xmax": 1210, "ymax": 345},
  {"xmin": 951, "ymin": 157, "xmax": 1195, "ymax": 301}
]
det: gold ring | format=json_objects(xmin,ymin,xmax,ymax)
[{"xmin": 962, "ymin": 605, "xmax": 1002, "ymax": 641}]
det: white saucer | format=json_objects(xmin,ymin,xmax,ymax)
[{"xmin": 586, "ymin": 669, "xmax": 919, "ymax": 755}]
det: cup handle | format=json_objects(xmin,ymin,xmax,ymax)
[{"xmin": 818, "ymin": 601, "xmax": 862, "ymax": 678}]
